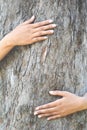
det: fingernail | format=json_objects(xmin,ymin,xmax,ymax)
[
  {"xmin": 49, "ymin": 19, "xmax": 53, "ymax": 23},
  {"xmin": 52, "ymin": 24, "xmax": 57, "ymax": 27},
  {"xmin": 50, "ymin": 30, "xmax": 54, "ymax": 33},
  {"xmin": 38, "ymin": 115, "xmax": 42, "ymax": 118},
  {"xmin": 34, "ymin": 111, "xmax": 38, "ymax": 115},
  {"xmin": 31, "ymin": 15, "xmax": 35, "ymax": 19},
  {"xmin": 47, "ymin": 118, "xmax": 50, "ymax": 120},
  {"xmin": 35, "ymin": 107, "xmax": 39, "ymax": 110},
  {"xmin": 44, "ymin": 36, "xmax": 48, "ymax": 39},
  {"xmin": 49, "ymin": 91, "xmax": 54, "ymax": 94}
]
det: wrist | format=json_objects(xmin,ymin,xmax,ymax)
[
  {"xmin": 82, "ymin": 94, "xmax": 87, "ymax": 109},
  {"xmin": 78, "ymin": 96, "xmax": 87, "ymax": 111}
]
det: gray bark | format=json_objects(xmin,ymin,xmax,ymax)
[{"xmin": 0, "ymin": 0, "xmax": 87, "ymax": 130}]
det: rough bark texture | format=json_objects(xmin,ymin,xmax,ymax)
[{"xmin": 0, "ymin": 0, "xmax": 87, "ymax": 130}]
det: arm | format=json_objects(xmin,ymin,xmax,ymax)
[
  {"xmin": 34, "ymin": 91, "xmax": 87, "ymax": 120},
  {"xmin": 0, "ymin": 16, "xmax": 56, "ymax": 61},
  {"xmin": 0, "ymin": 36, "xmax": 14, "ymax": 61}
]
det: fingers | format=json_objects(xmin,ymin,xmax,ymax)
[
  {"xmin": 18, "ymin": 17, "xmax": 57, "ymax": 45},
  {"xmin": 35, "ymin": 101, "xmax": 58, "ymax": 110},
  {"xmin": 33, "ymin": 30, "xmax": 54, "ymax": 37},
  {"xmin": 33, "ymin": 19, "xmax": 53, "ymax": 28},
  {"xmin": 47, "ymin": 115, "xmax": 61, "ymax": 121},
  {"xmin": 38, "ymin": 114, "xmax": 51, "ymax": 118},
  {"xmin": 35, "ymin": 109, "xmax": 62, "ymax": 120},
  {"xmin": 34, "ymin": 107, "xmax": 57, "ymax": 115},
  {"xmin": 34, "ymin": 24, "xmax": 56, "ymax": 32},
  {"xmin": 32, "ymin": 36, "xmax": 48, "ymax": 43},
  {"xmin": 49, "ymin": 91, "xmax": 70, "ymax": 97},
  {"xmin": 40, "ymin": 24, "xmax": 56, "ymax": 30},
  {"xmin": 23, "ymin": 15, "xmax": 35, "ymax": 24},
  {"xmin": 32, "ymin": 23, "xmax": 56, "ymax": 36}
]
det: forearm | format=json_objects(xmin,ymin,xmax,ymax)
[
  {"xmin": 0, "ymin": 35, "xmax": 14, "ymax": 61},
  {"xmin": 78, "ymin": 92, "xmax": 87, "ymax": 112}
]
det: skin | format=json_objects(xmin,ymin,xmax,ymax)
[
  {"xmin": 34, "ymin": 91, "xmax": 87, "ymax": 120},
  {"xmin": 0, "ymin": 15, "xmax": 56, "ymax": 61},
  {"xmin": 1, "ymin": 15, "xmax": 87, "ymax": 121}
]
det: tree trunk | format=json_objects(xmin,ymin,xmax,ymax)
[{"xmin": 0, "ymin": 0, "xmax": 87, "ymax": 130}]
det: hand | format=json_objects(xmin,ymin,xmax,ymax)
[
  {"xmin": 5, "ymin": 15, "xmax": 56, "ymax": 46},
  {"xmin": 34, "ymin": 91, "xmax": 85, "ymax": 120}
]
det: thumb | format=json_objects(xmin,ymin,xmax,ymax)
[
  {"xmin": 49, "ymin": 90, "xmax": 69, "ymax": 97},
  {"xmin": 28, "ymin": 15, "xmax": 35, "ymax": 23},
  {"xmin": 24, "ymin": 15, "xmax": 35, "ymax": 24}
]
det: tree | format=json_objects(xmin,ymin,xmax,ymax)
[{"xmin": 0, "ymin": 0, "xmax": 87, "ymax": 130}]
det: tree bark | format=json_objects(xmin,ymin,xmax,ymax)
[{"xmin": 0, "ymin": 0, "xmax": 87, "ymax": 130}]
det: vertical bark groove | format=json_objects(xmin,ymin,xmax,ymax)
[{"xmin": 0, "ymin": 0, "xmax": 87, "ymax": 130}]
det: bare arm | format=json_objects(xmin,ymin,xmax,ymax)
[
  {"xmin": 0, "ymin": 36, "xmax": 14, "ymax": 60},
  {"xmin": 0, "ymin": 16, "xmax": 56, "ymax": 61}
]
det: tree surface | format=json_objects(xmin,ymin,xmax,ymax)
[{"xmin": 0, "ymin": 0, "xmax": 87, "ymax": 130}]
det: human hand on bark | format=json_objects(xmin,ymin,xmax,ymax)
[
  {"xmin": 4, "ymin": 15, "xmax": 56, "ymax": 47},
  {"xmin": 0, "ymin": 15, "xmax": 56, "ymax": 60},
  {"xmin": 34, "ymin": 91, "xmax": 87, "ymax": 120}
]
